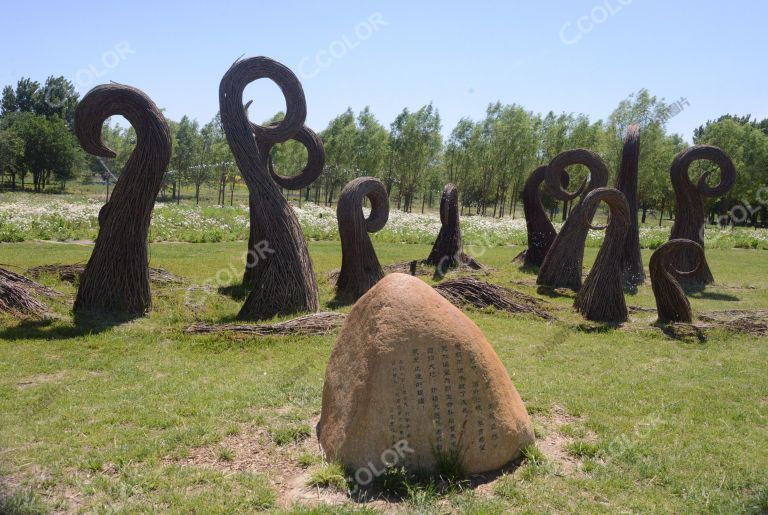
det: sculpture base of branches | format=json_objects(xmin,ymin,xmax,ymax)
[
  {"xmin": 0, "ymin": 267, "xmax": 59, "ymax": 317},
  {"xmin": 435, "ymin": 277, "xmax": 553, "ymax": 320},
  {"xmin": 186, "ymin": 312, "xmax": 345, "ymax": 336}
]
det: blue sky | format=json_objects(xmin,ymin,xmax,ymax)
[{"xmin": 1, "ymin": 1, "xmax": 765, "ymax": 141}]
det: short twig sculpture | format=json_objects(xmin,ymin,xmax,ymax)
[
  {"xmin": 425, "ymin": 183, "xmax": 480, "ymax": 274},
  {"xmin": 669, "ymin": 145, "xmax": 735, "ymax": 287},
  {"xmin": 615, "ymin": 125, "xmax": 644, "ymax": 286},
  {"xmin": 73, "ymin": 84, "xmax": 171, "ymax": 317},
  {"xmin": 219, "ymin": 56, "xmax": 324, "ymax": 320},
  {"xmin": 336, "ymin": 177, "xmax": 389, "ymax": 302},
  {"xmin": 650, "ymin": 239, "xmax": 704, "ymax": 323},
  {"xmin": 573, "ymin": 188, "xmax": 630, "ymax": 323},
  {"xmin": 537, "ymin": 149, "xmax": 608, "ymax": 290},
  {"xmin": 516, "ymin": 165, "xmax": 569, "ymax": 268}
]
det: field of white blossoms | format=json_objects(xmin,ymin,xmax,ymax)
[{"xmin": 2, "ymin": 192, "xmax": 768, "ymax": 250}]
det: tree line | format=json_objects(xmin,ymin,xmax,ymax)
[{"xmin": 2, "ymin": 76, "xmax": 768, "ymax": 223}]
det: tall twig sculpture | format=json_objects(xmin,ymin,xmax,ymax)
[
  {"xmin": 73, "ymin": 84, "xmax": 171, "ymax": 317},
  {"xmin": 516, "ymin": 166, "xmax": 569, "ymax": 268},
  {"xmin": 336, "ymin": 177, "xmax": 389, "ymax": 302},
  {"xmin": 649, "ymin": 239, "xmax": 704, "ymax": 323},
  {"xmin": 615, "ymin": 125, "xmax": 644, "ymax": 286},
  {"xmin": 219, "ymin": 56, "xmax": 324, "ymax": 320},
  {"xmin": 573, "ymin": 188, "xmax": 630, "ymax": 323},
  {"xmin": 425, "ymin": 183, "xmax": 480, "ymax": 274},
  {"xmin": 537, "ymin": 149, "xmax": 608, "ymax": 290},
  {"xmin": 243, "ymin": 123, "xmax": 324, "ymax": 286},
  {"xmin": 669, "ymin": 145, "xmax": 735, "ymax": 287}
]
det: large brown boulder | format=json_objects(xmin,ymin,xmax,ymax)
[{"xmin": 318, "ymin": 273, "xmax": 534, "ymax": 477}]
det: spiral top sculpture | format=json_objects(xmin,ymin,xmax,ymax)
[
  {"xmin": 73, "ymin": 83, "xmax": 172, "ymax": 317},
  {"xmin": 649, "ymin": 239, "xmax": 704, "ymax": 323},
  {"xmin": 537, "ymin": 149, "xmax": 607, "ymax": 290},
  {"xmin": 219, "ymin": 56, "xmax": 324, "ymax": 320},
  {"xmin": 669, "ymin": 145, "xmax": 735, "ymax": 288},
  {"xmin": 335, "ymin": 177, "xmax": 389, "ymax": 302},
  {"xmin": 573, "ymin": 188, "xmax": 630, "ymax": 323},
  {"xmin": 615, "ymin": 125, "xmax": 644, "ymax": 286},
  {"xmin": 517, "ymin": 165, "xmax": 570, "ymax": 268},
  {"xmin": 425, "ymin": 183, "xmax": 480, "ymax": 275}
]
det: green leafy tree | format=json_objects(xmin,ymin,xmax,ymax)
[{"xmin": 0, "ymin": 128, "xmax": 25, "ymax": 189}]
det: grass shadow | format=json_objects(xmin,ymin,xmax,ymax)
[
  {"xmin": 653, "ymin": 320, "xmax": 707, "ymax": 343},
  {"xmin": 0, "ymin": 311, "xmax": 133, "ymax": 341},
  {"xmin": 536, "ymin": 286, "xmax": 576, "ymax": 299},
  {"xmin": 688, "ymin": 290, "xmax": 740, "ymax": 302},
  {"xmin": 217, "ymin": 283, "xmax": 251, "ymax": 301}
]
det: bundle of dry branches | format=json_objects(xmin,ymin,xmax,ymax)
[
  {"xmin": 669, "ymin": 145, "xmax": 735, "ymax": 287},
  {"xmin": 615, "ymin": 125, "xmax": 645, "ymax": 286},
  {"xmin": 185, "ymin": 312, "xmax": 345, "ymax": 336},
  {"xmin": 435, "ymin": 277, "xmax": 553, "ymax": 319},
  {"xmin": 219, "ymin": 56, "xmax": 323, "ymax": 320},
  {"xmin": 573, "ymin": 188, "xmax": 630, "ymax": 323},
  {"xmin": 537, "ymin": 149, "xmax": 608, "ymax": 290},
  {"xmin": 28, "ymin": 263, "xmax": 180, "ymax": 285},
  {"xmin": 649, "ymin": 239, "xmax": 703, "ymax": 323},
  {"xmin": 516, "ymin": 166, "xmax": 570, "ymax": 268},
  {"xmin": 0, "ymin": 267, "xmax": 60, "ymax": 317},
  {"xmin": 425, "ymin": 183, "xmax": 481, "ymax": 274},
  {"xmin": 73, "ymin": 84, "xmax": 172, "ymax": 317},
  {"xmin": 335, "ymin": 177, "xmax": 389, "ymax": 302}
]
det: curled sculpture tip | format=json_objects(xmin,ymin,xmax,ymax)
[
  {"xmin": 579, "ymin": 187, "xmax": 629, "ymax": 231},
  {"xmin": 263, "ymin": 125, "xmax": 325, "ymax": 190},
  {"xmin": 657, "ymin": 239, "xmax": 704, "ymax": 277},
  {"xmin": 545, "ymin": 148, "xmax": 609, "ymax": 201},
  {"xmin": 671, "ymin": 145, "xmax": 736, "ymax": 198},
  {"xmin": 337, "ymin": 177, "xmax": 389, "ymax": 232},
  {"xmin": 74, "ymin": 83, "xmax": 170, "ymax": 162},
  {"xmin": 439, "ymin": 183, "xmax": 458, "ymax": 225}
]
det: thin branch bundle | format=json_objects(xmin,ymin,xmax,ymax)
[
  {"xmin": 435, "ymin": 277, "xmax": 553, "ymax": 319},
  {"xmin": 615, "ymin": 125, "xmax": 645, "ymax": 286},
  {"xmin": 649, "ymin": 239, "xmax": 703, "ymax": 323},
  {"xmin": 516, "ymin": 165, "xmax": 568, "ymax": 268},
  {"xmin": 0, "ymin": 267, "xmax": 59, "ymax": 317},
  {"xmin": 185, "ymin": 311, "xmax": 345, "ymax": 336},
  {"xmin": 28, "ymin": 263, "xmax": 180, "ymax": 285},
  {"xmin": 73, "ymin": 84, "xmax": 172, "ymax": 317},
  {"xmin": 573, "ymin": 188, "xmax": 630, "ymax": 323},
  {"xmin": 425, "ymin": 183, "xmax": 481, "ymax": 274},
  {"xmin": 537, "ymin": 149, "xmax": 608, "ymax": 290},
  {"xmin": 669, "ymin": 145, "xmax": 735, "ymax": 287},
  {"xmin": 335, "ymin": 177, "xmax": 389, "ymax": 302},
  {"xmin": 220, "ymin": 56, "xmax": 323, "ymax": 320}
]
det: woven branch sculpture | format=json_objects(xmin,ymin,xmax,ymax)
[
  {"xmin": 649, "ymin": 239, "xmax": 704, "ymax": 323},
  {"xmin": 425, "ymin": 183, "xmax": 480, "ymax": 274},
  {"xmin": 615, "ymin": 124, "xmax": 644, "ymax": 286},
  {"xmin": 516, "ymin": 165, "xmax": 569, "ymax": 268},
  {"xmin": 73, "ymin": 84, "xmax": 171, "ymax": 317},
  {"xmin": 669, "ymin": 145, "xmax": 735, "ymax": 288},
  {"xmin": 335, "ymin": 177, "xmax": 389, "ymax": 302},
  {"xmin": 573, "ymin": 188, "xmax": 630, "ymax": 323},
  {"xmin": 537, "ymin": 149, "xmax": 607, "ymax": 290},
  {"xmin": 219, "ymin": 56, "xmax": 324, "ymax": 320}
]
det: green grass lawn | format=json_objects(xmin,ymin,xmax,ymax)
[{"xmin": 0, "ymin": 241, "xmax": 766, "ymax": 513}]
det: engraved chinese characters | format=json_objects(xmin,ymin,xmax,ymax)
[{"xmin": 318, "ymin": 273, "xmax": 534, "ymax": 475}]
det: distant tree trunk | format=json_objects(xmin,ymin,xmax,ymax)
[
  {"xmin": 669, "ymin": 145, "xmax": 735, "ymax": 288},
  {"xmin": 658, "ymin": 198, "xmax": 666, "ymax": 227}
]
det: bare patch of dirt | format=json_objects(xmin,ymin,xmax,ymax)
[
  {"xmin": 534, "ymin": 405, "xmax": 597, "ymax": 476},
  {"xmin": 16, "ymin": 372, "xmax": 66, "ymax": 389}
]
